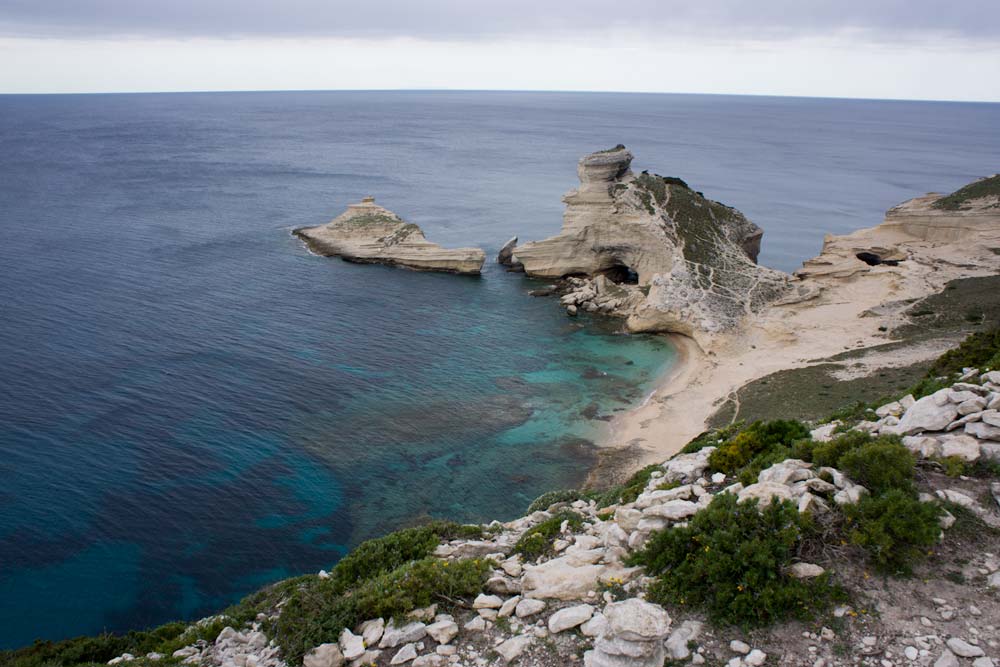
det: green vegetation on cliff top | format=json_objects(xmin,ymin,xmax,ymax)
[{"xmin": 931, "ymin": 174, "xmax": 1000, "ymax": 210}]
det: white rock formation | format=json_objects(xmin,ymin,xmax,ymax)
[
  {"xmin": 584, "ymin": 599, "xmax": 671, "ymax": 667},
  {"xmin": 295, "ymin": 197, "xmax": 485, "ymax": 274},
  {"xmin": 510, "ymin": 147, "xmax": 793, "ymax": 345}
]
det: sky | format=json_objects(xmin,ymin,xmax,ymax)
[{"xmin": 1, "ymin": 0, "xmax": 998, "ymax": 100}]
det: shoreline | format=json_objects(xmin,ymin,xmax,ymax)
[{"xmin": 592, "ymin": 198, "xmax": 1000, "ymax": 480}]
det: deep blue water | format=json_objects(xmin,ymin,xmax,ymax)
[{"xmin": 1, "ymin": 91, "xmax": 998, "ymax": 649}]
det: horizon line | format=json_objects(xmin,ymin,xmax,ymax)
[{"xmin": 1, "ymin": 87, "xmax": 998, "ymax": 105}]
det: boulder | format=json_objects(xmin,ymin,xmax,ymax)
[
  {"xmin": 360, "ymin": 618, "xmax": 385, "ymax": 647},
  {"xmin": 902, "ymin": 436, "xmax": 942, "ymax": 458},
  {"xmin": 389, "ymin": 644, "xmax": 417, "ymax": 665},
  {"xmin": 339, "ymin": 630, "xmax": 365, "ymax": 661},
  {"xmin": 737, "ymin": 482, "xmax": 794, "ymax": 505},
  {"xmin": 581, "ymin": 613, "xmax": 609, "ymax": 637},
  {"xmin": 424, "ymin": 620, "xmax": 458, "ymax": 645},
  {"xmin": 602, "ymin": 598, "xmax": 671, "ymax": 642},
  {"xmin": 662, "ymin": 448, "xmax": 716, "ymax": 483},
  {"xmin": 665, "ymin": 621, "xmax": 704, "ymax": 660},
  {"xmin": 640, "ymin": 499, "xmax": 700, "ymax": 521},
  {"xmin": 757, "ymin": 460, "xmax": 813, "ymax": 485},
  {"xmin": 958, "ymin": 397, "xmax": 988, "ymax": 415},
  {"xmin": 876, "ymin": 401, "xmax": 904, "ymax": 417},
  {"xmin": 521, "ymin": 557, "xmax": 604, "ymax": 600},
  {"xmin": 945, "ymin": 639, "xmax": 984, "ymax": 658},
  {"xmin": 939, "ymin": 434, "xmax": 981, "ymax": 461},
  {"xmin": 584, "ymin": 599, "xmax": 671, "ymax": 667},
  {"xmin": 897, "ymin": 395, "xmax": 959, "ymax": 434},
  {"xmin": 379, "ymin": 621, "xmax": 427, "ymax": 649},
  {"xmin": 788, "ymin": 563, "xmax": 825, "ymax": 578},
  {"xmin": 472, "ymin": 594, "xmax": 503, "ymax": 609},
  {"xmin": 304, "ymin": 644, "xmax": 345, "ymax": 667},
  {"xmin": 935, "ymin": 650, "xmax": 960, "ymax": 667},
  {"xmin": 983, "ymin": 409, "xmax": 1000, "ymax": 427},
  {"xmin": 515, "ymin": 598, "xmax": 547, "ymax": 618},
  {"xmin": 496, "ymin": 635, "xmax": 533, "ymax": 662},
  {"xmin": 548, "ymin": 604, "xmax": 595, "ymax": 633},
  {"xmin": 966, "ymin": 421, "xmax": 1000, "ymax": 441}
]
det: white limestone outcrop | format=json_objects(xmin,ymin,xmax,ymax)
[{"xmin": 295, "ymin": 197, "xmax": 485, "ymax": 275}]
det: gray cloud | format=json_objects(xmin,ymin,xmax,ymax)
[{"xmin": 1, "ymin": 0, "xmax": 998, "ymax": 41}]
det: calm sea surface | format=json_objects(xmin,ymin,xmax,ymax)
[{"xmin": 1, "ymin": 91, "xmax": 998, "ymax": 648}]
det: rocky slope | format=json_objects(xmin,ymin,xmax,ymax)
[
  {"xmin": 295, "ymin": 197, "xmax": 485, "ymax": 275},
  {"xmin": 97, "ymin": 363, "xmax": 1000, "ymax": 667},
  {"xmin": 509, "ymin": 146, "xmax": 795, "ymax": 346}
]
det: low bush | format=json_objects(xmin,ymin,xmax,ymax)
[
  {"xmin": 327, "ymin": 520, "xmax": 482, "ymax": 594},
  {"xmin": 629, "ymin": 494, "xmax": 840, "ymax": 628},
  {"xmin": 593, "ymin": 463, "xmax": 662, "ymax": 508},
  {"xmin": 843, "ymin": 490, "xmax": 941, "ymax": 575},
  {"xmin": 680, "ymin": 422, "xmax": 745, "ymax": 454},
  {"xmin": 837, "ymin": 438, "xmax": 914, "ymax": 495},
  {"xmin": 276, "ymin": 557, "xmax": 490, "ymax": 664},
  {"xmin": 513, "ymin": 510, "xmax": 584, "ymax": 559},
  {"xmin": 0, "ymin": 622, "xmax": 191, "ymax": 667},
  {"xmin": 808, "ymin": 430, "xmax": 873, "ymax": 469},
  {"xmin": 708, "ymin": 420, "xmax": 811, "ymax": 475},
  {"xmin": 526, "ymin": 489, "xmax": 588, "ymax": 513}
]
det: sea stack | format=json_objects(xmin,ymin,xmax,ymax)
[
  {"xmin": 295, "ymin": 196, "xmax": 486, "ymax": 275},
  {"xmin": 510, "ymin": 146, "xmax": 794, "ymax": 344}
]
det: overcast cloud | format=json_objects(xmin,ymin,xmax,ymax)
[{"xmin": 2, "ymin": 0, "xmax": 999, "ymax": 41}]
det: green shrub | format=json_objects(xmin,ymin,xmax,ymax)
[
  {"xmin": 822, "ymin": 401, "xmax": 877, "ymax": 425},
  {"xmin": 593, "ymin": 464, "xmax": 662, "ymax": 508},
  {"xmin": 0, "ymin": 622, "xmax": 192, "ymax": 667},
  {"xmin": 809, "ymin": 430, "xmax": 873, "ymax": 469},
  {"xmin": 909, "ymin": 326, "xmax": 1000, "ymax": 398},
  {"xmin": 629, "ymin": 494, "xmax": 840, "ymax": 628},
  {"xmin": 513, "ymin": 510, "xmax": 584, "ymax": 559},
  {"xmin": 843, "ymin": 490, "xmax": 941, "ymax": 574},
  {"xmin": 327, "ymin": 520, "xmax": 482, "ymax": 594},
  {"xmin": 527, "ymin": 489, "xmax": 588, "ymax": 513},
  {"xmin": 931, "ymin": 175, "xmax": 1000, "ymax": 211},
  {"xmin": 708, "ymin": 420, "xmax": 810, "ymax": 474},
  {"xmin": 838, "ymin": 438, "xmax": 914, "ymax": 495},
  {"xmin": 276, "ymin": 558, "xmax": 489, "ymax": 665},
  {"xmin": 680, "ymin": 422, "xmax": 745, "ymax": 454}
]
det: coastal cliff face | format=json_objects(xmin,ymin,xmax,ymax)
[
  {"xmin": 796, "ymin": 175, "xmax": 1000, "ymax": 284},
  {"xmin": 295, "ymin": 197, "xmax": 486, "ymax": 275},
  {"xmin": 511, "ymin": 147, "xmax": 794, "ymax": 345}
]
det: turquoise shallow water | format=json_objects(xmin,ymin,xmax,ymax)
[{"xmin": 1, "ymin": 90, "xmax": 999, "ymax": 649}]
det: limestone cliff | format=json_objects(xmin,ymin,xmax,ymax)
[
  {"xmin": 295, "ymin": 197, "xmax": 485, "ymax": 275},
  {"xmin": 796, "ymin": 175, "xmax": 1000, "ymax": 283},
  {"xmin": 511, "ymin": 147, "xmax": 793, "ymax": 344}
]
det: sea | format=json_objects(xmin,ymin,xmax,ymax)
[{"xmin": 1, "ymin": 91, "xmax": 998, "ymax": 649}]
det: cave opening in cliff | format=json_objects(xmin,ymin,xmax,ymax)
[{"xmin": 602, "ymin": 263, "xmax": 639, "ymax": 285}]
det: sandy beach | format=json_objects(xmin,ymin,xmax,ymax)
[{"xmin": 602, "ymin": 194, "xmax": 1000, "ymax": 469}]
